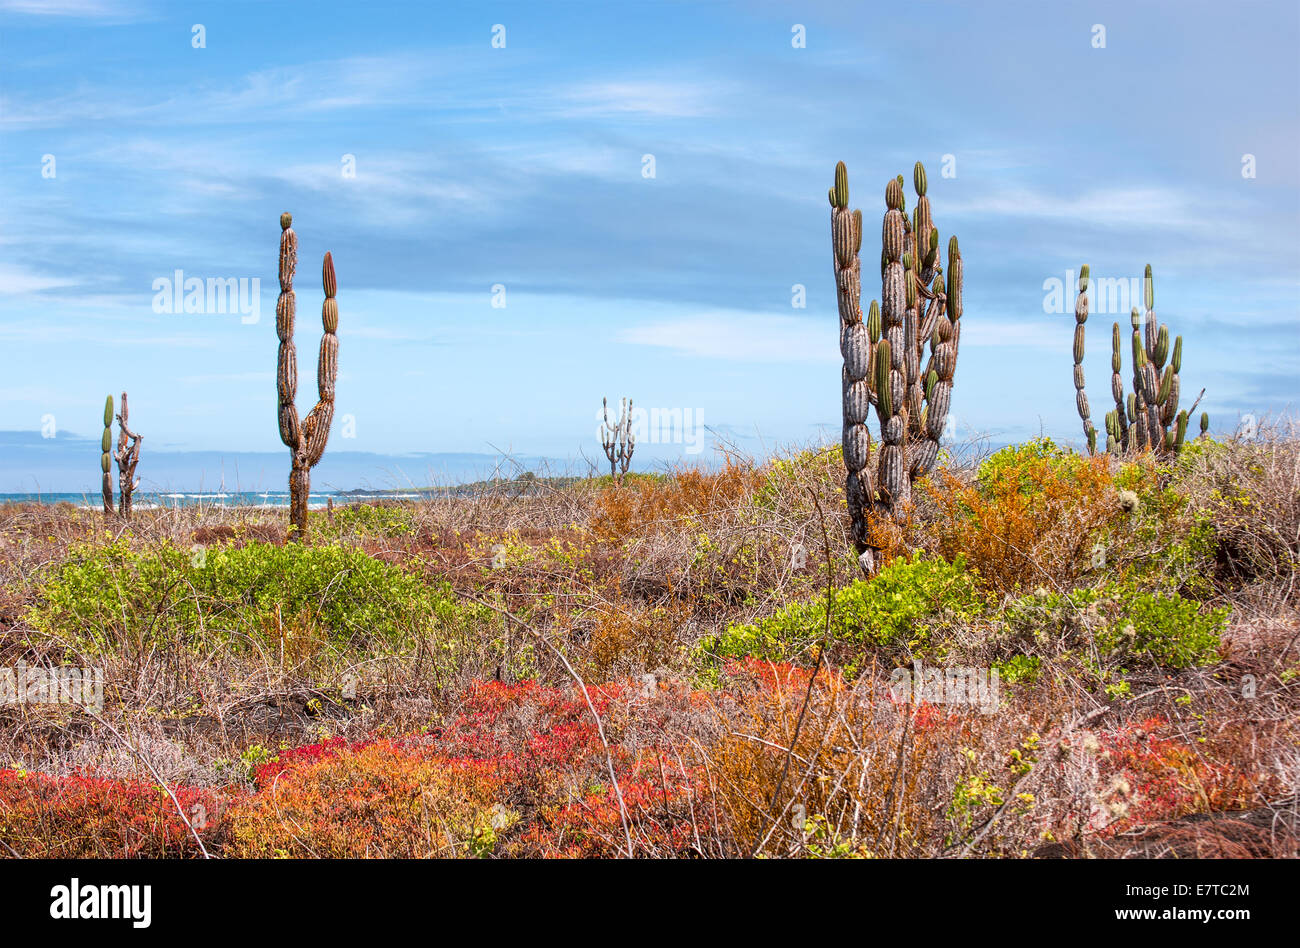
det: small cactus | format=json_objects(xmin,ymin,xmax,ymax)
[{"xmin": 600, "ymin": 396, "xmax": 635, "ymax": 485}]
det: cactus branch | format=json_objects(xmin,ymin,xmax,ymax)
[{"xmin": 101, "ymin": 395, "xmax": 113, "ymax": 521}]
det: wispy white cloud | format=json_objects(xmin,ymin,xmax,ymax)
[
  {"xmin": 620, "ymin": 311, "xmax": 836, "ymax": 363},
  {"xmin": 0, "ymin": 53, "xmax": 458, "ymax": 129},
  {"xmin": 946, "ymin": 185, "xmax": 1245, "ymax": 238},
  {"xmin": 0, "ymin": 264, "xmax": 78, "ymax": 294},
  {"xmin": 0, "ymin": 0, "xmax": 140, "ymax": 16},
  {"xmin": 553, "ymin": 79, "xmax": 725, "ymax": 118},
  {"xmin": 958, "ymin": 317, "xmax": 1068, "ymax": 351}
]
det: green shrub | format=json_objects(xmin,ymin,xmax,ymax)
[
  {"xmin": 28, "ymin": 538, "xmax": 488, "ymax": 656},
  {"xmin": 1108, "ymin": 467, "xmax": 1218, "ymax": 598},
  {"xmin": 699, "ymin": 554, "xmax": 987, "ymax": 673},
  {"xmin": 992, "ymin": 654, "xmax": 1042, "ymax": 685},
  {"xmin": 1096, "ymin": 586, "xmax": 1227, "ymax": 668},
  {"xmin": 328, "ymin": 502, "xmax": 417, "ymax": 538},
  {"xmin": 999, "ymin": 582, "xmax": 1225, "ymax": 669}
]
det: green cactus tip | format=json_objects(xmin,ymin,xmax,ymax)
[
  {"xmin": 913, "ymin": 161, "xmax": 927, "ymax": 197},
  {"xmin": 833, "ymin": 161, "xmax": 849, "ymax": 209},
  {"xmin": 885, "ymin": 176, "xmax": 903, "ymax": 210}
]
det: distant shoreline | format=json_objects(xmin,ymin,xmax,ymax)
[{"xmin": 0, "ymin": 474, "xmax": 604, "ymax": 508}]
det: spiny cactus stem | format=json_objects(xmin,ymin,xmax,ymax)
[
  {"xmin": 101, "ymin": 394, "xmax": 114, "ymax": 521},
  {"xmin": 277, "ymin": 213, "xmax": 338, "ymax": 541}
]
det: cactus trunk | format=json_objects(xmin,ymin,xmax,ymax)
[{"xmin": 114, "ymin": 391, "xmax": 142, "ymax": 520}]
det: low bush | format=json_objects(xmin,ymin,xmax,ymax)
[
  {"xmin": 999, "ymin": 582, "xmax": 1226, "ymax": 670},
  {"xmin": 27, "ymin": 538, "xmax": 488, "ymax": 656},
  {"xmin": 928, "ymin": 438, "xmax": 1119, "ymax": 595},
  {"xmin": 700, "ymin": 554, "xmax": 987, "ymax": 673},
  {"xmin": 327, "ymin": 502, "xmax": 418, "ymax": 539}
]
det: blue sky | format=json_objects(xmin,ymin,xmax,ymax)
[{"xmin": 1, "ymin": 0, "xmax": 1297, "ymax": 491}]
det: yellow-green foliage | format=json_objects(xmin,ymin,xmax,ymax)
[
  {"xmin": 1001, "ymin": 582, "xmax": 1226, "ymax": 669},
  {"xmin": 327, "ymin": 502, "xmax": 417, "ymax": 538},
  {"xmin": 28, "ymin": 538, "xmax": 487, "ymax": 654},
  {"xmin": 699, "ymin": 553, "xmax": 987, "ymax": 673}
]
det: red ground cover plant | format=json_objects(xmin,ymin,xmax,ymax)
[
  {"xmin": 0, "ymin": 768, "xmax": 227, "ymax": 858},
  {"xmin": 3, "ymin": 679, "xmax": 1268, "ymax": 859},
  {"xmin": 1094, "ymin": 716, "xmax": 1263, "ymax": 832},
  {"xmin": 231, "ymin": 678, "xmax": 713, "ymax": 857}
]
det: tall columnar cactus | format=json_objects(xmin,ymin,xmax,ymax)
[
  {"xmin": 114, "ymin": 391, "xmax": 142, "ymax": 520},
  {"xmin": 600, "ymin": 396, "xmax": 635, "ymax": 486},
  {"xmin": 1074, "ymin": 263, "xmax": 1205, "ymax": 457},
  {"xmin": 276, "ymin": 212, "xmax": 339, "ymax": 540},
  {"xmin": 831, "ymin": 160, "xmax": 962, "ymax": 572},
  {"xmin": 100, "ymin": 395, "xmax": 114, "ymax": 520},
  {"xmin": 1071, "ymin": 266, "xmax": 1095, "ymax": 454}
]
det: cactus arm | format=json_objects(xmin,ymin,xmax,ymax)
[
  {"xmin": 1071, "ymin": 265, "xmax": 1095, "ymax": 453},
  {"xmin": 304, "ymin": 252, "xmax": 339, "ymax": 467},
  {"xmin": 831, "ymin": 162, "xmax": 877, "ymax": 558},
  {"xmin": 1107, "ymin": 321, "xmax": 1129, "ymax": 453},
  {"xmin": 876, "ymin": 174, "xmax": 909, "ymax": 515},
  {"xmin": 101, "ymin": 394, "xmax": 114, "ymax": 519},
  {"xmin": 618, "ymin": 398, "xmax": 634, "ymax": 479}
]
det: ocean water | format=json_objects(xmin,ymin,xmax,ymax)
[{"xmin": 0, "ymin": 490, "xmax": 438, "ymax": 510}]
